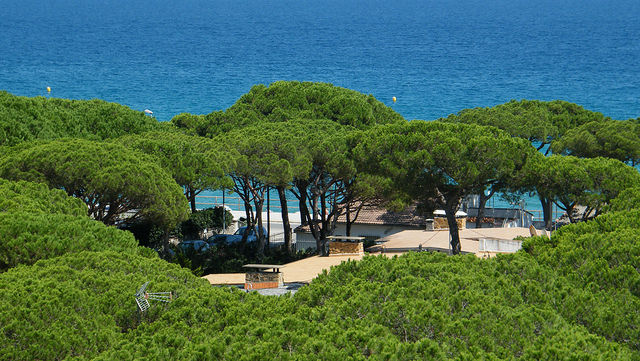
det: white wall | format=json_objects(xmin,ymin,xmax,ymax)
[
  {"xmin": 478, "ymin": 238, "xmax": 522, "ymax": 253},
  {"xmin": 333, "ymin": 224, "xmax": 423, "ymax": 239}
]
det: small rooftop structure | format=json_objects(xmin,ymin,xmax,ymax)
[
  {"xmin": 427, "ymin": 210, "xmax": 467, "ymax": 231},
  {"xmin": 242, "ymin": 264, "xmax": 285, "ymax": 272},
  {"xmin": 326, "ymin": 236, "xmax": 365, "ymax": 256},
  {"xmin": 243, "ymin": 264, "xmax": 285, "ymax": 290}
]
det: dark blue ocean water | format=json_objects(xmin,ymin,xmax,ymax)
[
  {"xmin": 2, "ymin": 0, "xmax": 640, "ymax": 216},
  {"xmin": 2, "ymin": 0, "xmax": 639, "ymax": 122}
]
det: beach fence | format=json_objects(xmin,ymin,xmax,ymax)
[
  {"xmin": 267, "ymin": 232, "xmax": 318, "ymax": 252},
  {"xmin": 196, "ymin": 195, "xmax": 246, "ymax": 211},
  {"xmin": 195, "ymin": 194, "xmax": 299, "ymax": 213},
  {"xmin": 294, "ymin": 239, "xmax": 318, "ymax": 252}
]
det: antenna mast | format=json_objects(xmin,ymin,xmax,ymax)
[{"xmin": 134, "ymin": 282, "xmax": 172, "ymax": 313}]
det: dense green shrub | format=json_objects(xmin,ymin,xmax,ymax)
[
  {"xmin": 1, "ymin": 250, "xmax": 635, "ymax": 360},
  {"xmin": 170, "ymin": 240, "xmax": 312, "ymax": 275},
  {"xmin": 91, "ymin": 252, "xmax": 632, "ymax": 360},
  {"xmin": 0, "ymin": 179, "xmax": 86, "ymax": 216},
  {"xmin": 294, "ymin": 252, "xmax": 631, "ymax": 359},
  {"xmin": 523, "ymin": 209, "xmax": 640, "ymax": 351},
  {"xmin": 0, "ymin": 251, "xmax": 206, "ymax": 361},
  {"xmin": 606, "ymin": 186, "xmax": 640, "ymax": 212},
  {"xmin": 0, "ymin": 212, "xmax": 150, "ymax": 271}
]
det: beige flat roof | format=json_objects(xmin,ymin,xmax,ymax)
[
  {"xmin": 203, "ymin": 254, "xmax": 364, "ymax": 286},
  {"xmin": 368, "ymin": 227, "xmax": 536, "ymax": 255},
  {"xmin": 203, "ymin": 227, "xmax": 538, "ymax": 286}
]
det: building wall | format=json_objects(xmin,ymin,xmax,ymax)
[{"xmin": 333, "ymin": 224, "xmax": 423, "ymax": 239}]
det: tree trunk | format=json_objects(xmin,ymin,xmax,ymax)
[
  {"xmin": 255, "ymin": 199, "xmax": 266, "ymax": 258},
  {"xmin": 538, "ymin": 195, "xmax": 553, "ymax": 231},
  {"xmin": 445, "ymin": 207, "xmax": 461, "ymax": 255},
  {"xmin": 475, "ymin": 190, "xmax": 494, "ymax": 229},
  {"xmin": 318, "ymin": 191, "xmax": 335, "ymax": 256},
  {"xmin": 345, "ymin": 203, "xmax": 352, "ymax": 237},
  {"xmin": 240, "ymin": 199, "xmax": 253, "ymax": 255},
  {"xmin": 277, "ymin": 186, "xmax": 293, "ymax": 255},
  {"xmin": 187, "ymin": 187, "xmax": 197, "ymax": 213},
  {"xmin": 162, "ymin": 229, "xmax": 171, "ymax": 259},
  {"xmin": 567, "ymin": 207, "xmax": 576, "ymax": 223},
  {"xmin": 295, "ymin": 182, "xmax": 311, "ymax": 225}
]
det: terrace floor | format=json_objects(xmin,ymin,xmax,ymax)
[{"xmin": 202, "ymin": 227, "xmax": 540, "ymax": 287}]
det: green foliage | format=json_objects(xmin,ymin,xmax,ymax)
[
  {"xmin": 0, "ymin": 212, "xmax": 148, "ymax": 271},
  {"xmin": 228, "ymin": 81, "xmax": 405, "ymax": 128},
  {"xmin": 523, "ymin": 209, "xmax": 640, "ymax": 351},
  {"xmin": 356, "ymin": 120, "xmax": 535, "ymax": 204},
  {"xmin": 171, "ymin": 81, "xmax": 405, "ymax": 137},
  {"xmin": 116, "ymin": 131, "xmax": 232, "ymax": 212},
  {"xmin": 0, "ymin": 178, "xmax": 152, "ymax": 272},
  {"xmin": 444, "ymin": 99, "xmax": 605, "ymax": 151},
  {"xmin": 607, "ymin": 186, "xmax": 640, "ymax": 212},
  {"xmin": 0, "ymin": 251, "xmax": 206, "ymax": 361},
  {"xmin": 551, "ymin": 119, "xmax": 640, "ymax": 166},
  {"xmin": 525, "ymin": 155, "xmax": 640, "ymax": 221},
  {"xmin": 295, "ymin": 252, "xmax": 632, "ymax": 359},
  {"xmin": 0, "ymin": 91, "xmax": 159, "ymax": 146},
  {"xmin": 0, "ymin": 90, "xmax": 638, "ymax": 360},
  {"xmin": 1, "ymin": 243, "xmax": 636, "ymax": 360},
  {"xmin": 0, "ymin": 138, "xmax": 189, "ymax": 228},
  {"xmin": 0, "ymin": 179, "xmax": 86, "ymax": 216},
  {"xmin": 97, "ymin": 252, "xmax": 625, "ymax": 360}
]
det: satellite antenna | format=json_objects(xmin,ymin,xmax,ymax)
[{"xmin": 134, "ymin": 282, "xmax": 172, "ymax": 312}]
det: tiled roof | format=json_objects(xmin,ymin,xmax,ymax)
[
  {"xmin": 293, "ymin": 205, "xmax": 426, "ymax": 233},
  {"xmin": 337, "ymin": 205, "xmax": 426, "ymax": 227}
]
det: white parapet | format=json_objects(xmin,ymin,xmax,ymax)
[{"xmin": 478, "ymin": 238, "xmax": 522, "ymax": 253}]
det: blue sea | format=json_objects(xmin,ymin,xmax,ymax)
[{"xmin": 2, "ymin": 0, "xmax": 640, "ymax": 216}]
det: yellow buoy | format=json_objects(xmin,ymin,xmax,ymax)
[
  {"xmin": 392, "ymin": 96, "xmax": 396, "ymax": 103},
  {"xmin": 47, "ymin": 87, "xmax": 51, "ymax": 92}
]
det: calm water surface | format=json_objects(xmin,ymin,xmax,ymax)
[{"xmin": 1, "ymin": 0, "xmax": 639, "ymax": 214}]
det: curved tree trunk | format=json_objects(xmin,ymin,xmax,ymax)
[
  {"xmin": 475, "ymin": 191, "xmax": 493, "ymax": 229},
  {"xmin": 239, "ymin": 199, "xmax": 253, "ymax": 254},
  {"xmin": 254, "ymin": 200, "xmax": 266, "ymax": 258},
  {"xmin": 445, "ymin": 208, "xmax": 461, "ymax": 255},
  {"xmin": 295, "ymin": 181, "xmax": 311, "ymax": 225},
  {"xmin": 277, "ymin": 186, "xmax": 293, "ymax": 255},
  {"xmin": 436, "ymin": 189, "xmax": 463, "ymax": 255},
  {"xmin": 539, "ymin": 195, "xmax": 553, "ymax": 231},
  {"xmin": 186, "ymin": 187, "xmax": 197, "ymax": 213}
]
